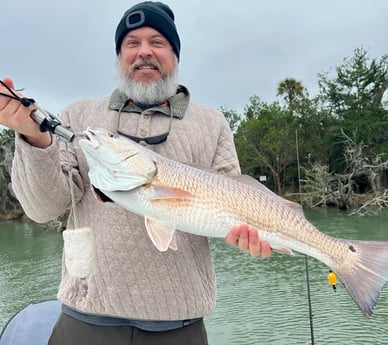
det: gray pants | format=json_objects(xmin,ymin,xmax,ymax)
[{"xmin": 48, "ymin": 313, "xmax": 209, "ymax": 345}]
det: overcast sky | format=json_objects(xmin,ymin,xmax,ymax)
[{"xmin": 1, "ymin": 0, "xmax": 387, "ymax": 116}]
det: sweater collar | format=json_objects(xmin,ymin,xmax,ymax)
[{"xmin": 108, "ymin": 85, "xmax": 190, "ymax": 119}]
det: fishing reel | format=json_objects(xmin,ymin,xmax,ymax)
[{"xmin": 21, "ymin": 97, "xmax": 77, "ymax": 142}]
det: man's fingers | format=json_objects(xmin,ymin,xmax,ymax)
[
  {"xmin": 258, "ymin": 240, "xmax": 272, "ymax": 258},
  {"xmin": 248, "ymin": 229, "xmax": 261, "ymax": 257},
  {"xmin": 225, "ymin": 224, "xmax": 272, "ymax": 258},
  {"xmin": 237, "ymin": 226, "xmax": 249, "ymax": 251},
  {"xmin": 2, "ymin": 77, "xmax": 14, "ymax": 89},
  {"xmin": 225, "ymin": 226, "xmax": 240, "ymax": 245}
]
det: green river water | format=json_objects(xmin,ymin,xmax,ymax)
[{"xmin": 1, "ymin": 208, "xmax": 388, "ymax": 344}]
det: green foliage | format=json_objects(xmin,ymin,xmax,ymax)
[
  {"xmin": 235, "ymin": 98, "xmax": 299, "ymax": 194},
  {"xmin": 0, "ymin": 128, "xmax": 15, "ymax": 172},
  {"xmin": 0, "ymin": 128, "xmax": 15, "ymax": 146},
  {"xmin": 228, "ymin": 47, "xmax": 388, "ymax": 199},
  {"xmin": 318, "ymin": 47, "xmax": 388, "ymax": 152},
  {"xmin": 277, "ymin": 78, "xmax": 307, "ymax": 108},
  {"xmin": 219, "ymin": 106, "xmax": 242, "ymax": 134},
  {"xmin": 0, "ymin": 128, "xmax": 18, "ymax": 214}
]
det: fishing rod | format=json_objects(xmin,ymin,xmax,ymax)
[
  {"xmin": 296, "ymin": 129, "xmax": 315, "ymax": 345},
  {"xmin": 0, "ymin": 79, "xmax": 79, "ymax": 142}
]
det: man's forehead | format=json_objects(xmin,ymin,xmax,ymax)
[{"xmin": 124, "ymin": 27, "xmax": 166, "ymax": 39}]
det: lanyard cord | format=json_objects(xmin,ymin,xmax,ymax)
[
  {"xmin": 0, "ymin": 79, "xmax": 35, "ymax": 106},
  {"xmin": 64, "ymin": 141, "xmax": 80, "ymax": 229}
]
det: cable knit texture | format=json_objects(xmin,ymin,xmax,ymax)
[{"xmin": 11, "ymin": 88, "xmax": 240, "ymax": 321}]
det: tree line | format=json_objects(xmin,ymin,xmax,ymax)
[
  {"xmin": 0, "ymin": 47, "xmax": 387, "ymax": 218},
  {"xmin": 222, "ymin": 47, "xmax": 388, "ymax": 213}
]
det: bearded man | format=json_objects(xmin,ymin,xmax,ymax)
[{"xmin": 0, "ymin": 2, "xmax": 271, "ymax": 344}]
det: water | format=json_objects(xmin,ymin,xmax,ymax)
[
  {"xmin": 206, "ymin": 208, "xmax": 388, "ymax": 344},
  {"xmin": 1, "ymin": 208, "xmax": 388, "ymax": 344},
  {"xmin": 0, "ymin": 221, "xmax": 62, "ymax": 330}
]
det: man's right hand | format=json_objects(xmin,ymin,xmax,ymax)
[{"xmin": 0, "ymin": 77, "xmax": 52, "ymax": 148}]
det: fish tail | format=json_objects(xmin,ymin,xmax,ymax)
[{"xmin": 335, "ymin": 240, "xmax": 388, "ymax": 317}]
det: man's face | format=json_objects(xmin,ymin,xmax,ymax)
[{"xmin": 119, "ymin": 26, "xmax": 176, "ymax": 83}]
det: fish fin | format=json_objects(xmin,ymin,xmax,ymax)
[
  {"xmin": 232, "ymin": 174, "xmax": 264, "ymax": 188},
  {"xmin": 144, "ymin": 216, "xmax": 177, "ymax": 251},
  {"xmin": 150, "ymin": 185, "xmax": 193, "ymax": 200},
  {"xmin": 284, "ymin": 201, "xmax": 305, "ymax": 217},
  {"xmin": 335, "ymin": 240, "xmax": 388, "ymax": 317},
  {"xmin": 169, "ymin": 233, "xmax": 178, "ymax": 251},
  {"xmin": 271, "ymin": 246, "xmax": 295, "ymax": 256}
]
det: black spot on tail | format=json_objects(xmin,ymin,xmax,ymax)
[{"xmin": 349, "ymin": 245, "xmax": 356, "ymax": 252}]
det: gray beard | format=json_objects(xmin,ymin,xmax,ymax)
[{"xmin": 115, "ymin": 58, "xmax": 179, "ymax": 105}]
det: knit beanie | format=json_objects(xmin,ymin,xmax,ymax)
[{"xmin": 115, "ymin": 1, "xmax": 181, "ymax": 60}]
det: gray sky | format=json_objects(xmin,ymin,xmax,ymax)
[{"xmin": 1, "ymin": 0, "xmax": 387, "ymax": 116}]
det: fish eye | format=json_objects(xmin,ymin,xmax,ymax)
[{"xmin": 107, "ymin": 132, "xmax": 119, "ymax": 138}]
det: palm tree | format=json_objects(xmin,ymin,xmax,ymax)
[{"xmin": 277, "ymin": 78, "xmax": 305, "ymax": 108}]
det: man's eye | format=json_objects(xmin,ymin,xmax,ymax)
[
  {"xmin": 152, "ymin": 40, "xmax": 164, "ymax": 47},
  {"xmin": 126, "ymin": 40, "xmax": 139, "ymax": 47}
]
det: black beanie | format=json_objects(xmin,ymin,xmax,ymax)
[{"xmin": 115, "ymin": 1, "xmax": 181, "ymax": 60}]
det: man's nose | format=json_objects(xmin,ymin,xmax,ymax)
[{"xmin": 137, "ymin": 42, "xmax": 153, "ymax": 58}]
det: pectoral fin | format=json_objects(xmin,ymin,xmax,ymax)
[
  {"xmin": 145, "ymin": 216, "xmax": 177, "ymax": 251},
  {"xmin": 150, "ymin": 184, "xmax": 193, "ymax": 200}
]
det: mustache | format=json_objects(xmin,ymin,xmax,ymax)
[{"xmin": 131, "ymin": 58, "xmax": 162, "ymax": 73}]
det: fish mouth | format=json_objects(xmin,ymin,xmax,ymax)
[
  {"xmin": 82, "ymin": 130, "xmax": 93, "ymax": 141},
  {"xmin": 81, "ymin": 129, "xmax": 99, "ymax": 149},
  {"xmin": 81, "ymin": 128, "xmax": 119, "ymax": 148}
]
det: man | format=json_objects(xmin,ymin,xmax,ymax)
[{"xmin": 0, "ymin": 2, "xmax": 271, "ymax": 344}]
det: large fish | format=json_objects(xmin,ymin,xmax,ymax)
[{"xmin": 78, "ymin": 127, "xmax": 388, "ymax": 317}]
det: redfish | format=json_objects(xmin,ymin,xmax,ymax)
[{"xmin": 79, "ymin": 127, "xmax": 388, "ymax": 317}]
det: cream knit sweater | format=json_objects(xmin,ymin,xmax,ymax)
[{"xmin": 11, "ymin": 87, "xmax": 241, "ymax": 321}]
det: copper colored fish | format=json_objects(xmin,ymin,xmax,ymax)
[{"xmin": 79, "ymin": 127, "xmax": 388, "ymax": 317}]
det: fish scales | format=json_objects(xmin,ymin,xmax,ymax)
[
  {"xmin": 157, "ymin": 156, "xmax": 331, "ymax": 251},
  {"xmin": 158, "ymin": 159, "xmax": 268, "ymax": 226},
  {"xmin": 79, "ymin": 127, "xmax": 388, "ymax": 317}
]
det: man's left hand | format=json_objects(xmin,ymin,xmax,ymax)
[{"xmin": 225, "ymin": 224, "xmax": 272, "ymax": 258}]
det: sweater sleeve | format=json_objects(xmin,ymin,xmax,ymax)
[
  {"xmin": 11, "ymin": 133, "xmax": 84, "ymax": 223},
  {"xmin": 211, "ymin": 117, "xmax": 241, "ymax": 176}
]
